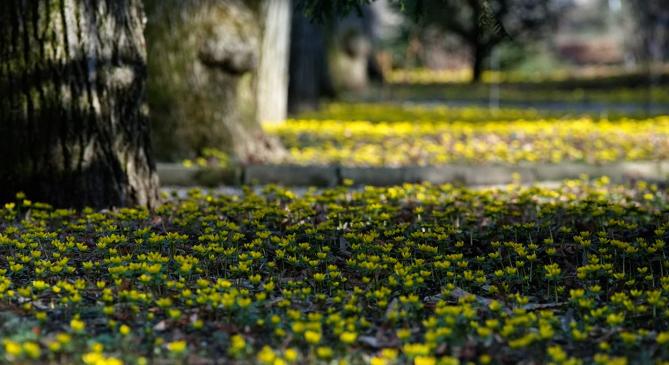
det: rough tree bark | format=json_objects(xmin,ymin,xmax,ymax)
[
  {"xmin": 0, "ymin": 0, "xmax": 160, "ymax": 209},
  {"xmin": 256, "ymin": 0, "xmax": 292, "ymax": 124},
  {"xmin": 146, "ymin": 0, "xmax": 285, "ymax": 163}
]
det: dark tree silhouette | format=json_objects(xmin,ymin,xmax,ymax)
[{"xmin": 406, "ymin": 0, "xmax": 561, "ymax": 83}]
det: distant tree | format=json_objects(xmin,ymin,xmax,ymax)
[
  {"xmin": 405, "ymin": 0, "xmax": 562, "ymax": 82},
  {"xmin": 289, "ymin": 0, "xmax": 399, "ymax": 112},
  {"xmin": 625, "ymin": 0, "xmax": 669, "ymax": 64},
  {"xmin": 288, "ymin": 11, "xmax": 336, "ymax": 113}
]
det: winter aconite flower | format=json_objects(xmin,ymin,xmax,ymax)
[
  {"xmin": 167, "ymin": 340, "xmax": 187, "ymax": 354},
  {"xmin": 70, "ymin": 319, "xmax": 86, "ymax": 333},
  {"xmin": 304, "ymin": 330, "xmax": 321, "ymax": 344},
  {"xmin": 1, "ymin": 178, "xmax": 668, "ymax": 363}
]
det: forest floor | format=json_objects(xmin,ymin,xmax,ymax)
[
  {"xmin": 3, "ymin": 79, "xmax": 669, "ymax": 364},
  {"xmin": 1, "ymin": 180, "xmax": 669, "ymax": 364}
]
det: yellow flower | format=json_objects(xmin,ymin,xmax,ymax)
[
  {"xmin": 119, "ymin": 324, "xmax": 131, "ymax": 336},
  {"xmin": 168, "ymin": 308, "xmax": 182, "ymax": 320},
  {"xmin": 488, "ymin": 300, "xmax": 503, "ymax": 311},
  {"xmin": 82, "ymin": 352, "xmax": 104, "ymax": 365},
  {"xmin": 229, "ymin": 334, "xmax": 246, "ymax": 354},
  {"xmin": 48, "ymin": 341, "xmax": 62, "ymax": 352},
  {"xmin": 3, "ymin": 340, "xmax": 22, "ymax": 357},
  {"xmin": 381, "ymin": 348, "xmax": 398, "ymax": 360},
  {"xmin": 56, "ymin": 333, "xmax": 72, "ymax": 345},
  {"xmin": 658, "ymin": 332, "xmax": 669, "ymax": 345},
  {"xmin": 403, "ymin": 343, "xmax": 430, "ymax": 357},
  {"xmin": 547, "ymin": 345, "xmax": 567, "ymax": 362},
  {"xmin": 544, "ymin": 263, "xmax": 562, "ymax": 279},
  {"xmin": 167, "ymin": 340, "xmax": 187, "ymax": 354},
  {"xmin": 22, "ymin": 341, "xmax": 41, "ymax": 359},
  {"xmin": 284, "ymin": 348, "xmax": 298, "ymax": 362},
  {"xmin": 339, "ymin": 331, "xmax": 357, "ymax": 344},
  {"xmin": 606, "ymin": 313, "xmax": 625, "ymax": 326},
  {"xmin": 539, "ymin": 323, "xmax": 554, "ymax": 339},
  {"xmin": 304, "ymin": 330, "xmax": 321, "ymax": 344},
  {"xmin": 396, "ymin": 328, "xmax": 412, "ymax": 340},
  {"xmin": 70, "ymin": 318, "xmax": 86, "ymax": 333},
  {"xmin": 192, "ymin": 319, "xmax": 204, "ymax": 330},
  {"xmin": 32, "ymin": 280, "xmax": 49, "ymax": 291},
  {"xmin": 291, "ymin": 322, "xmax": 305, "ymax": 333},
  {"xmin": 249, "ymin": 274, "xmax": 262, "ymax": 284},
  {"xmin": 439, "ymin": 357, "xmax": 460, "ymax": 365},
  {"xmin": 257, "ymin": 346, "xmax": 276, "ymax": 364},
  {"xmin": 316, "ymin": 346, "xmax": 333, "ymax": 359},
  {"xmin": 370, "ymin": 357, "xmax": 389, "ymax": 365},
  {"xmin": 90, "ymin": 342, "xmax": 104, "ymax": 353},
  {"xmin": 82, "ymin": 352, "xmax": 124, "ymax": 365},
  {"xmin": 414, "ymin": 356, "xmax": 436, "ymax": 365}
]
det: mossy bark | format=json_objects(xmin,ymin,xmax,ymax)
[
  {"xmin": 146, "ymin": 0, "xmax": 285, "ymax": 163},
  {"xmin": 0, "ymin": 0, "xmax": 160, "ymax": 209}
]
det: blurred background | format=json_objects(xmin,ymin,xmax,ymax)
[{"xmin": 146, "ymin": 0, "xmax": 669, "ymax": 177}]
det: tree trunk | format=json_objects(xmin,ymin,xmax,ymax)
[
  {"xmin": 146, "ymin": 0, "xmax": 285, "ymax": 163},
  {"xmin": 471, "ymin": 44, "xmax": 486, "ymax": 83},
  {"xmin": 257, "ymin": 0, "xmax": 292, "ymax": 124},
  {"xmin": 288, "ymin": 12, "xmax": 335, "ymax": 114},
  {"xmin": 469, "ymin": 0, "xmax": 484, "ymax": 84},
  {"xmin": 0, "ymin": 0, "xmax": 160, "ymax": 209}
]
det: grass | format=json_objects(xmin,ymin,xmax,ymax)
[
  {"xmin": 382, "ymin": 67, "xmax": 669, "ymax": 105},
  {"xmin": 1, "ymin": 179, "xmax": 669, "ymax": 364}
]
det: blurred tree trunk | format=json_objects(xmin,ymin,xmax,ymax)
[
  {"xmin": 288, "ymin": 12, "xmax": 335, "ymax": 114},
  {"xmin": 257, "ymin": 0, "xmax": 292, "ymax": 124},
  {"xmin": 0, "ymin": 0, "xmax": 160, "ymax": 209},
  {"xmin": 471, "ymin": 44, "xmax": 487, "ymax": 83},
  {"xmin": 470, "ymin": 0, "xmax": 484, "ymax": 84},
  {"xmin": 146, "ymin": 0, "xmax": 285, "ymax": 163}
]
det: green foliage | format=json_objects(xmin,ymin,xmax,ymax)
[
  {"xmin": 1, "ymin": 180, "xmax": 669, "ymax": 363},
  {"xmin": 396, "ymin": 0, "xmax": 563, "ymax": 81}
]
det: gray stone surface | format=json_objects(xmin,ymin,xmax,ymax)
[
  {"xmin": 157, "ymin": 161, "xmax": 669, "ymax": 187},
  {"xmin": 157, "ymin": 163, "xmax": 241, "ymax": 186},
  {"xmin": 156, "ymin": 163, "xmax": 201, "ymax": 186},
  {"xmin": 341, "ymin": 167, "xmax": 409, "ymax": 185},
  {"xmin": 244, "ymin": 165, "xmax": 338, "ymax": 186}
]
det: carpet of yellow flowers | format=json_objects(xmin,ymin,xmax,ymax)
[
  {"xmin": 1, "ymin": 178, "xmax": 669, "ymax": 364},
  {"xmin": 258, "ymin": 104, "xmax": 669, "ymax": 167}
]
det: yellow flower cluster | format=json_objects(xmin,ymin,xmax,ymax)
[
  {"xmin": 263, "ymin": 104, "xmax": 669, "ymax": 166},
  {"xmin": 1, "ymin": 180, "xmax": 668, "ymax": 363}
]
